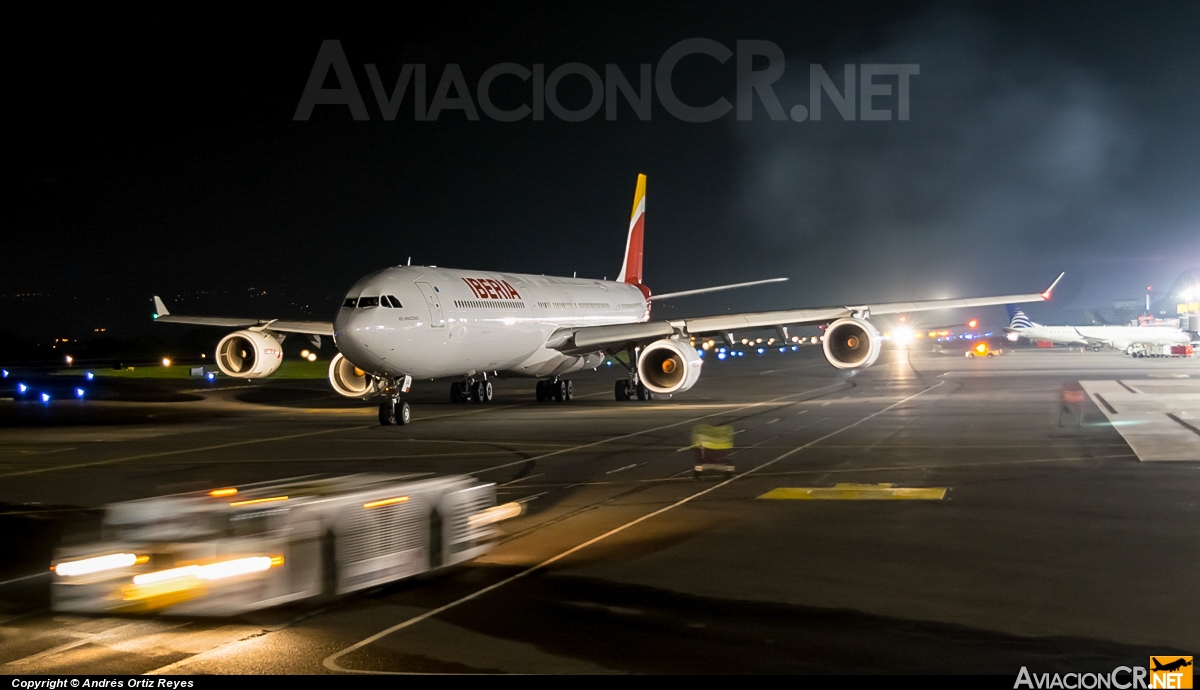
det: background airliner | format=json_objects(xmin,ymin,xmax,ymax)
[
  {"xmin": 153, "ymin": 175, "xmax": 1061, "ymax": 425},
  {"xmin": 1005, "ymin": 309, "xmax": 1192, "ymax": 352}
]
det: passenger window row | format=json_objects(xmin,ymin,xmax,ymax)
[{"xmin": 342, "ymin": 295, "xmax": 404, "ymax": 308}]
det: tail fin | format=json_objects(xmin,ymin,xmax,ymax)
[
  {"xmin": 1007, "ymin": 307, "xmax": 1034, "ymax": 329},
  {"xmin": 617, "ymin": 174, "xmax": 647, "ymax": 287}
]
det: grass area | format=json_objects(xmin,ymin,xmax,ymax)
[{"xmin": 56, "ymin": 359, "xmax": 330, "ymax": 380}]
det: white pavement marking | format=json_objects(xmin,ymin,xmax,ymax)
[
  {"xmin": 1081, "ymin": 380, "xmax": 1200, "ymax": 462},
  {"xmin": 0, "ymin": 425, "xmax": 374, "ymax": 479},
  {"xmin": 464, "ymin": 383, "xmax": 847, "ymax": 477},
  {"xmin": 0, "ymin": 572, "xmax": 49, "ymax": 587},
  {"xmin": 499, "ymin": 473, "xmax": 544, "ymax": 486},
  {"xmin": 322, "ymin": 381, "xmax": 944, "ymax": 673},
  {"xmin": 136, "ymin": 383, "xmax": 847, "ymax": 676}
]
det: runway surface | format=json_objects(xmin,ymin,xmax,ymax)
[{"xmin": 1, "ymin": 346, "xmax": 1198, "ymax": 674}]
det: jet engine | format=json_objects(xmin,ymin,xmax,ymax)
[
  {"xmin": 214, "ymin": 330, "xmax": 284, "ymax": 378},
  {"xmin": 822, "ymin": 318, "xmax": 882, "ymax": 370},
  {"xmin": 328, "ymin": 353, "xmax": 379, "ymax": 398},
  {"xmin": 637, "ymin": 339, "xmax": 704, "ymax": 395}
]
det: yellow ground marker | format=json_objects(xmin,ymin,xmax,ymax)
[{"xmin": 758, "ymin": 483, "xmax": 947, "ymax": 500}]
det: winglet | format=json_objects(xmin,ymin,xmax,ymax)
[
  {"xmin": 153, "ymin": 295, "xmax": 169, "ymax": 319},
  {"xmin": 1041, "ymin": 272, "xmax": 1065, "ymax": 300}
]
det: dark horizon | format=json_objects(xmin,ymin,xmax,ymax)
[{"xmin": 7, "ymin": 1, "xmax": 1200, "ymax": 344}]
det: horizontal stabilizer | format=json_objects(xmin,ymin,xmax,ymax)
[{"xmin": 650, "ymin": 277, "xmax": 788, "ymax": 301}]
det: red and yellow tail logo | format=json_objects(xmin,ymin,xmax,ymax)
[
  {"xmin": 617, "ymin": 174, "xmax": 646, "ymax": 287},
  {"xmin": 1151, "ymin": 656, "xmax": 1193, "ymax": 689}
]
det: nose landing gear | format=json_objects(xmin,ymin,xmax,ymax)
[
  {"xmin": 379, "ymin": 399, "xmax": 411, "ymax": 425},
  {"xmin": 377, "ymin": 375, "xmax": 412, "ymax": 425}
]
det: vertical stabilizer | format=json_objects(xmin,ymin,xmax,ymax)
[
  {"xmin": 617, "ymin": 174, "xmax": 647, "ymax": 287},
  {"xmin": 1008, "ymin": 308, "xmax": 1035, "ymax": 329}
]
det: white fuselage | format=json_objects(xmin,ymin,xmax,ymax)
[
  {"xmin": 333, "ymin": 266, "xmax": 649, "ymax": 379},
  {"xmin": 1013, "ymin": 324, "xmax": 1191, "ymax": 350}
]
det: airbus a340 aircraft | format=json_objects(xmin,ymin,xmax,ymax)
[
  {"xmin": 1005, "ymin": 309, "xmax": 1192, "ymax": 352},
  {"xmin": 153, "ymin": 175, "xmax": 1062, "ymax": 425}
]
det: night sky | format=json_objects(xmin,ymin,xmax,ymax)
[{"xmin": 6, "ymin": 1, "xmax": 1200, "ymax": 344}]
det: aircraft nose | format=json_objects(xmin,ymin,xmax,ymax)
[{"xmin": 334, "ymin": 310, "xmax": 383, "ymax": 365}]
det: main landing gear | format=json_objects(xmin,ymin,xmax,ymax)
[
  {"xmin": 614, "ymin": 379, "xmax": 653, "ymax": 401},
  {"xmin": 377, "ymin": 375, "xmax": 413, "ymax": 426},
  {"xmin": 536, "ymin": 377, "xmax": 573, "ymax": 402},
  {"xmin": 450, "ymin": 375, "xmax": 493, "ymax": 404},
  {"xmin": 608, "ymin": 345, "xmax": 652, "ymax": 402}
]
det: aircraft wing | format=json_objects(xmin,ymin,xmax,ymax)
[
  {"xmin": 151, "ymin": 296, "xmax": 335, "ymax": 336},
  {"xmin": 562, "ymin": 274, "xmax": 1062, "ymax": 352}
]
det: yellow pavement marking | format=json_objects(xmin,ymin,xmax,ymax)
[{"xmin": 758, "ymin": 483, "xmax": 947, "ymax": 500}]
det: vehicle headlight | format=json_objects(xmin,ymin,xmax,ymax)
[{"xmin": 54, "ymin": 553, "xmax": 141, "ymax": 577}]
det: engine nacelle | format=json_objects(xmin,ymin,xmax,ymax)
[
  {"xmin": 215, "ymin": 330, "xmax": 284, "ymax": 378},
  {"xmin": 637, "ymin": 339, "xmax": 704, "ymax": 395},
  {"xmin": 822, "ymin": 318, "xmax": 882, "ymax": 370},
  {"xmin": 328, "ymin": 353, "xmax": 379, "ymax": 398}
]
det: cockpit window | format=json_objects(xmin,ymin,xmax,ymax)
[
  {"xmin": 383, "ymin": 295, "xmax": 403, "ymax": 308},
  {"xmin": 342, "ymin": 298, "xmax": 358, "ymax": 308},
  {"xmin": 358, "ymin": 296, "xmax": 380, "ymax": 308}
]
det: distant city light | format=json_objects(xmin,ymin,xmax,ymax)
[
  {"xmin": 65, "ymin": 355, "xmax": 73, "ymax": 365},
  {"xmin": 162, "ymin": 358, "xmax": 172, "ymax": 367}
]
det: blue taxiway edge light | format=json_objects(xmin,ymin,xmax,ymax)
[
  {"xmin": 75, "ymin": 388, "xmax": 85, "ymax": 399},
  {"xmin": 86, "ymin": 371, "xmax": 95, "ymax": 380}
]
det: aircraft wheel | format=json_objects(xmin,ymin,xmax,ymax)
[
  {"xmin": 987, "ymin": 353, "xmax": 994, "ymax": 358},
  {"xmin": 563, "ymin": 379, "xmax": 573, "ymax": 401},
  {"xmin": 379, "ymin": 401, "xmax": 396, "ymax": 425},
  {"xmin": 636, "ymin": 382, "xmax": 653, "ymax": 401},
  {"xmin": 614, "ymin": 380, "xmax": 629, "ymax": 401},
  {"xmin": 450, "ymin": 381, "xmax": 464, "ymax": 403},
  {"xmin": 473, "ymin": 380, "xmax": 493, "ymax": 403},
  {"xmin": 397, "ymin": 402, "xmax": 411, "ymax": 425}
]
